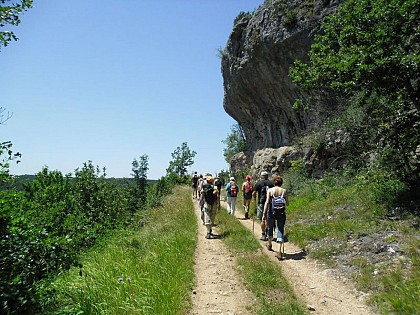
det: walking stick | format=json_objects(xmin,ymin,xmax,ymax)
[{"xmin": 252, "ymin": 198, "xmax": 255, "ymax": 233}]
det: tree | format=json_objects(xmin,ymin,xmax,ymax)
[
  {"xmin": 290, "ymin": 0, "xmax": 419, "ymax": 106},
  {"xmin": 289, "ymin": 0, "xmax": 420, "ymax": 188},
  {"xmin": 130, "ymin": 154, "xmax": 148, "ymax": 211},
  {"xmin": 0, "ymin": 108, "xmax": 21, "ymax": 185},
  {"xmin": 0, "ymin": 0, "xmax": 33, "ymax": 50},
  {"xmin": 166, "ymin": 142, "xmax": 196, "ymax": 177},
  {"xmin": 222, "ymin": 123, "xmax": 246, "ymax": 164}
]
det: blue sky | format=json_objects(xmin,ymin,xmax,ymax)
[{"xmin": 1, "ymin": 0, "xmax": 262, "ymax": 179}]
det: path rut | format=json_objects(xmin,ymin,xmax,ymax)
[{"xmin": 190, "ymin": 197, "xmax": 377, "ymax": 314}]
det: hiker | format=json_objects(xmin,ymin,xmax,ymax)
[
  {"xmin": 225, "ymin": 177, "xmax": 238, "ymax": 215},
  {"xmin": 200, "ymin": 175, "xmax": 219, "ymax": 239},
  {"xmin": 191, "ymin": 171, "xmax": 199, "ymax": 199},
  {"xmin": 214, "ymin": 176, "xmax": 223, "ymax": 210},
  {"xmin": 198, "ymin": 174, "xmax": 206, "ymax": 224},
  {"xmin": 197, "ymin": 174, "xmax": 204, "ymax": 200},
  {"xmin": 242, "ymin": 175, "xmax": 253, "ymax": 219},
  {"xmin": 252, "ymin": 171, "xmax": 274, "ymax": 241},
  {"xmin": 263, "ymin": 175, "xmax": 289, "ymax": 259}
]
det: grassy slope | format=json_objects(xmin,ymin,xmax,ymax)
[
  {"xmin": 282, "ymin": 173, "xmax": 420, "ymax": 315},
  {"xmin": 43, "ymin": 187, "xmax": 197, "ymax": 315}
]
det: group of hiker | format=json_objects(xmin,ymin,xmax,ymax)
[{"xmin": 191, "ymin": 171, "xmax": 289, "ymax": 259}]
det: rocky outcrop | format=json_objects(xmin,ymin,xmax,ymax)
[
  {"xmin": 222, "ymin": 0, "xmax": 341, "ymax": 171},
  {"xmin": 250, "ymin": 146, "xmax": 303, "ymax": 177},
  {"xmin": 229, "ymin": 152, "xmax": 248, "ymax": 175}
]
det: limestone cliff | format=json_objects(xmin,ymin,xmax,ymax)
[{"xmin": 222, "ymin": 0, "xmax": 341, "ymax": 171}]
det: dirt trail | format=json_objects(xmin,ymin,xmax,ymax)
[
  {"xmin": 190, "ymin": 197, "xmax": 377, "ymax": 315},
  {"xmin": 189, "ymin": 199, "xmax": 254, "ymax": 315}
]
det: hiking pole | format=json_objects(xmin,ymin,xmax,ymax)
[{"xmin": 252, "ymin": 198, "xmax": 255, "ymax": 233}]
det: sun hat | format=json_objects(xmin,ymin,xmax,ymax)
[
  {"xmin": 206, "ymin": 176, "xmax": 214, "ymax": 183},
  {"xmin": 230, "ymin": 177, "xmax": 235, "ymax": 181},
  {"xmin": 261, "ymin": 171, "xmax": 268, "ymax": 177}
]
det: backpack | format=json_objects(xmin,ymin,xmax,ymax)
[
  {"xmin": 230, "ymin": 182, "xmax": 237, "ymax": 197},
  {"xmin": 203, "ymin": 183, "xmax": 217, "ymax": 205},
  {"xmin": 270, "ymin": 189, "xmax": 286, "ymax": 218},
  {"xmin": 192, "ymin": 174, "xmax": 198, "ymax": 185},
  {"xmin": 214, "ymin": 177, "xmax": 222, "ymax": 190},
  {"xmin": 244, "ymin": 181, "xmax": 253, "ymax": 194}
]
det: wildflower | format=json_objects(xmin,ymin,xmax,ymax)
[
  {"xmin": 118, "ymin": 277, "xmax": 123, "ymax": 282},
  {"xmin": 126, "ymin": 277, "xmax": 132, "ymax": 282}
]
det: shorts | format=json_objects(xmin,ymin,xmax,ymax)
[{"xmin": 257, "ymin": 203, "xmax": 264, "ymax": 220}]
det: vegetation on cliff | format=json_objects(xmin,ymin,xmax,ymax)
[{"xmin": 289, "ymin": 0, "xmax": 419, "ymax": 208}]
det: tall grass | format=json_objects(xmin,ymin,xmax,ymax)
[{"xmin": 41, "ymin": 187, "xmax": 197, "ymax": 315}]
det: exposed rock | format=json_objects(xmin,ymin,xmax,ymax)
[
  {"xmin": 229, "ymin": 152, "xmax": 249, "ymax": 175},
  {"xmin": 250, "ymin": 146, "xmax": 304, "ymax": 178},
  {"xmin": 222, "ymin": 0, "xmax": 342, "ymax": 172}
]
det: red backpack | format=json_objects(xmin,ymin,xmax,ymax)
[
  {"xmin": 230, "ymin": 182, "xmax": 237, "ymax": 197},
  {"xmin": 244, "ymin": 181, "xmax": 253, "ymax": 194}
]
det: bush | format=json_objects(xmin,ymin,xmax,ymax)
[{"xmin": 0, "ymin": 163, "xmax": 134, "ymax": 314}]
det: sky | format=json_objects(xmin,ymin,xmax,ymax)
[{"xmin": 1, "ymin": 0, "xmax": 263, "ymax": 179}]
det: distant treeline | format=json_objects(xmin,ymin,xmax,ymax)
[{"xmin": 3, "ymin": 174, "xmax": 158, "ymax": 191}]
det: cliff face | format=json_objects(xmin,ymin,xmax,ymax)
[{"xmin": 222, "ymin": 0, "xmax": 340, "ymax": 164}]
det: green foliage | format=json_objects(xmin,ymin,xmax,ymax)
[
  {"xmin": 166, "ymin": 142, "xmax": 196, "ymax": 178},
  {"xmin": 0, "ymin": 159, "xmax": 178, "ymax": 314},
  {"xmin": 289, "ymin": 0, "xmax": 420, "ymax": 203},
  {"xmin": 283, "ymin": 8, "xmax": 298, "ymax": 27},
  {"xmin": 233, "ymin": 10, "xmax": 253, "ymax": 25},
  {"xmin": 216, "ymin": 169, "xmax": 230, "ymax": 186},
  {"xmin": 40, "ymin": 187, "xmax": 196, "ymax": 315},
  {"xmin": 130, "ymin": 154, "xmax": 149, "ymax": 212},
  {"xmin": 222, "ymin": 123, "xmax": 247, "ymax": 164},
  {"xmin": 216, "ymin": 46, "xmax": 226, "ymax": 59},
  {"xmin": 283, "ymin": 165, "xmax": 419, "ymax": 313},
  {"xmin": 0, "ymin": 140, "xmax": 21, "ymax": 185},
  {"xmin": 268, "ymin": 0, "xmax": 314, "ymax": 28},
  {"xmin": 0, "ymin": 0, "xmax": 33, "ymax": 49},
  {"xmin": 357, "ymin": 166, "xmax": 409, "ymax": 211},
  {"xmin": 290, "ymin": 0, "xmax": 420, "ymax": 96}
]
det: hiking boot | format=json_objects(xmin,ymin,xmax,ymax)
[
  {"xmin": 260, "ymin": 234, "xmax": 267, "ymax": 241},
  {"xmin": 244, "ymin": 212, "xmax": 249, "ymax": 219},
  {"xmin": 205, "ymin": 233, "xmax": 212, "ymax": 239},
  {"xmin": 276, "ymin": 252, "xmax": 283, "ymax": 260},
  {"xmin": 266, "ymin": 243, "xmax": 272, "ymax": 251}
]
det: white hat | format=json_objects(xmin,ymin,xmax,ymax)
[
  {"xmin": 230, "ymin": 177, "xmax": 235, "ymax": 181},
  {"xmin": 261, "ymin": 171, "xmax": 268, "ymax": 176}
]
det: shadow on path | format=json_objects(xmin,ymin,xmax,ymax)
[{"xmin": 282, "ymin": 249, "xmax": 307, "ymax": 261}]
